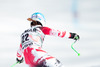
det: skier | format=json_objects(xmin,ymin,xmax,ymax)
[{"xmin": 16, "ymin": 12, "xmax": 80, "ymax": 67}]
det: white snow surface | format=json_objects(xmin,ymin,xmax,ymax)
[{"xmin": 0, "ymin": 0, "xmax": 100, "ymax": 67}]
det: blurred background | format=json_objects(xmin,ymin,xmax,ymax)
[{"xmin": 0, "ymin": 0, "xmax": 100, "ymax": 67}]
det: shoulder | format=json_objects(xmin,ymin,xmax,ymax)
[
  {"xmin": 21, "ymin": 28, "xmax": 32, "ymax": 35},
  {"xmin": 39, "ymin": 26, "xmax": 52, "ymax": 35},
  {"xmin": 40, "ymin": 26, "xmax": 51, "ymax": 31}
]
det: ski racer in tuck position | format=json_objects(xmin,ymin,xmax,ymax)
[{"xmin": 16, "ymin": 12, "xmax": 80, "ymax": 67}]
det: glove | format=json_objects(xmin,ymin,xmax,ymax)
[
  {"xmin": 16, "ymin": 57, "xmax": 24, "ymax": 64},
  {"xmin": 69, "ymin": 33, "xmax": 80, "ymax": 40}
]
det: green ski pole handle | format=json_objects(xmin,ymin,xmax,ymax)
[
  {"xmin": 71, "ymin": 40, "xmax": 80, "ymax": 56},
  {"xmin": 11, "ymin": 62, "xmax": 19, "ymax": 67}
]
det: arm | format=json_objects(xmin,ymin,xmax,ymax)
[
  {"xmin": 16, "ymin": 44, "xmax": 23, "ymax": 63},
  {"xmin": 40, "ymin": 27, "xmax": 69, "ymax": 38},
  {"xmin": 40, "ymin": 27, "xmax": 80, "ymax": 40}
]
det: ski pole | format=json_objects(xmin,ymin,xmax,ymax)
[
  {"xmin": 11, "ymin": 62, "xmax": 19, "ymax": 67},
  {"xmin": 71, "ymin": 40, "xmax": 80, "ymax": 56}
]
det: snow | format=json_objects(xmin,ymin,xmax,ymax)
[{"xmin": 0, "ymin": 0, "xmax": 100, "ymax": 67}]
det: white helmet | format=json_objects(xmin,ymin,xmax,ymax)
[{"xmin": 31, "ymin": 12, "xmax": 46, "ymax": 26}]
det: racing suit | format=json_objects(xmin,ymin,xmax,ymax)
[{"xmin": 17, "ymin": 25, "xmax": 70, "ymax": 67}]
